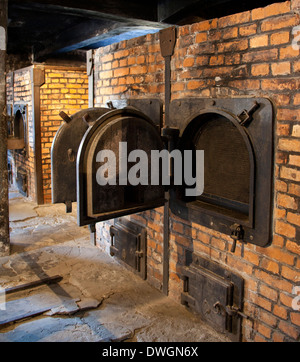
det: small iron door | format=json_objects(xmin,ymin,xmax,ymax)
[
  {"xmin": 110, "ymin": 217, "xmax": 147, "ymax": 280},
  {"xmin": 181, "ymin": 254, "xmax": 244, "ymax": 342}
]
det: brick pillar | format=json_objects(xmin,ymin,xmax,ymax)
[{"xmin": 0, "ymin": 0, "xmax": 9, "ymax": 256}]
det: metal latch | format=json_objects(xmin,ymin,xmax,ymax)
[
  {"xmin": 213, "ymin": 301, "xmax": 249, "ymax": 321},
  {"xmin": 230, "ymin": 223, "xmax": 244, "ymax": 253},
  {"xmin": 135, "ymin": 250, "xmax": 143, "ymax": 272},
  {"xmin": 135, "ymin": 234, "xmax": 143, "ymax": 272},
  {"xmin": 237, "ymin": 101, "xmax": 260, "ymax": 126}
]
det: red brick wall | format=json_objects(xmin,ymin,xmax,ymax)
[
  {"xmin": 94, "ymin": 36, "xmax": 165, "ymax": 107},
  {"xmin": 40, "ymin": 66, "xmax": 88, "ymax": 203},
  {"xmin": 94, "ymin": 1, "xmax": 300, "ymax": 341}
]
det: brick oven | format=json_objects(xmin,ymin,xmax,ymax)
[
  {"xmin": 6, "ymin": 65, "xmax": 88, "ymax": 204},
  {"xmin": 51, "ymin": 0, "xmax": 300, "ymax": 342}
]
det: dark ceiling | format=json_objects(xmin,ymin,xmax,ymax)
[{"xmin": 8, "ymin": 0, "xmax": 284, "ymax": 62}]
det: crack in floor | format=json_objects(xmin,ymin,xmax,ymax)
[{"xmin": 123, "ymin": 325, "xmax": 149, "ymax": 342}]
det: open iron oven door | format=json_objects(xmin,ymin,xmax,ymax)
[
  {"xmin": 51, "ymin": 107, "xmax": 110, "ymax": 212},
  {"xmin": 77, "ymin": 107, "xmax": 166, "ymax": 226}
]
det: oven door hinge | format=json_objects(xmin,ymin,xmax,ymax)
[
  {"xmin": 161, "ymin": 126, "xmax": 180, "ymax": 148},
  {"xmin": 161, "ymin": 127, "xmax": 180, "ymax": 190}
]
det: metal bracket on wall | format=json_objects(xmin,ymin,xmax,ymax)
[
  {"xmin": 31, "ymin": 67, "xmax": 45, "ymax": 205},
  {"xmin": 230, "ymin": 223, "xmax": 245, "ymax": 253},
  {"xmin": 159, "ymin": 26, "xmax": 177, "ymax": 126},
  {"xmin": 159, "ymin": 26, "xmax": 177, "ymax": 296},
  {"xmin": 87, "ymin": 50, "xmax": 94, "ymax": 108}
]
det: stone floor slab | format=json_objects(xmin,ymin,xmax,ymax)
[{"xmin": 0, "ymin": 192, "xmax": 230, "ymax": 343}]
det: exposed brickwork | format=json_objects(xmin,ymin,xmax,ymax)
[
  {"xmin": 6, "ymin": 68, "xmax": 35, "ymax": 199},
  {"xmin": 6, "ymin": 65, "xmax": 88, "ymax": 203},
  {"xmin": 40, "ymin": 66, "xmax": 88, "ymax": 203},
  {"xmin": 94, "ymin": 35, "xmax": 165, "ymax": 108},
  {"xmin": 94, "ymin": 1, "xmax": 300, "ymax": 342}
]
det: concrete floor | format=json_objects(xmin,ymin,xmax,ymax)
[{"xmin": 0, "ymin": 188, "xmax": 230, "ymax": 342}]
